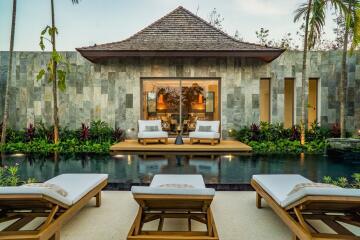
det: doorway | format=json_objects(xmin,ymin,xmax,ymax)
[{"xmin": 141, "ymin": 78, "xmax": 220, "ymax": 136}]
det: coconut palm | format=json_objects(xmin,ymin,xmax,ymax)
[
  {"xmin": 49, "ymin": 0, "xmax": 80, "ymax": 144},
  {"xmin": 294, "ymin": 0, "xmax": 346, "ymax": 144},
  {"xmin": 339, "ymin": 0, "xmax": 360, "ymax": 137},
  {"xmin": 1, "ymin": 0, "xmax": 17, "ymax": 146}
]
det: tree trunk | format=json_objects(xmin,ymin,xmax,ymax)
[
  {"xmin": 51, "ymin": 0, "xmax": 60, "ymax": 144},
  {"xmin": 300, "ymin": 0, "xmax": 312, "ymax": 145},
  {"xmin": 1, "ymin": 0, "xmax": 17, "ymax": 146},
  {"xmin": 340, "ymin": 4, "xmax": 351, "ymax": 138}
]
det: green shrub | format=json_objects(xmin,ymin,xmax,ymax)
[
  {"xmin": 247, "ymin": 139, "xmax": 326, "ymax": 154},
  {"xmin": 0, "ymin": 165, "xmax": 36, "ymax": 186},
  {"xmin": 323, "ymin": 174, "xmax": 360, "ymax": 188}
]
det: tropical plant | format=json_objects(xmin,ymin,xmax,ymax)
[
  {"xmin": 294, "ymin": 0, "xmax": 346, "ymax": 145},
  {"xmin": 89, "ymin": 120, "xmax": 113, "ymax": 143},
  {"xmin": 113, "ymin": 127, "xmax": 126, "ymax": 142},
  {"xmin": 0, "ymin": 164, "xmax": 20, "ymax": 186},
  {"xmin": 1, "ymin": 0, "xmax": 17, "ymax": 146},
  {"xmin": 35, "ymin": 0, "xmax": 80, "ymax": 145},
  {"xmin": 25, "ymin": 123, "xmax": 36, "ymax": 142},
  {"xmin": 339, "ymin": 0, "xmax": 360, "ymax": 137},
  {"xmin": 323, "ymin": 173, "xmax": 360, "ymax": 188},
  {"xmin": 79, "ymin": 123, "xmax": 90, "ymax": 141}
]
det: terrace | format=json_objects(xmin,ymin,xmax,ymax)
[{"xmin": 0, "ymin": 2, "xmax": 360, "ymax": 240}]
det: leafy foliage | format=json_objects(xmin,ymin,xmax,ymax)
[
  {"xmin": 36, "ymin": 26, "xmax": 70, "ymax": 91},
  {"xmin": 248, "ymin": 139, "xmax": 327, "ymax": 154},
  {"xmin": 235, "ymin": 122, "xmax": 349, "ymax": 154},
  {"xmin": 0, "ymin": 164, "xmax": 36, "ymax": 186},
  {"xmin": 25, "ymin": 123, "xmax": 36, "ymax": 142},
  {"xmin": 0, "ymin": 121, "xmax": 125, "ymax": 154},
  {"xmin": 323, "ymin": 173, "xmax": 360, "ymax": 188},
  {"xmin": 236, "ymin": 122, "xmax": 344, "ymax": 144},
  {"xmin": 79, "ymin": 123, "xmax": 90, "ymax": 141}
]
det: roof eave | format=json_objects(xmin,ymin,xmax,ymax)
[{"xmin": 76, "ymin": 49, "xmax": 285, "ymax": 63}]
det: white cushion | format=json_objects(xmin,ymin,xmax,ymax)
[
  {"xmin": 0, "ymin": 174, "xmax": 108, "ymax": 206},
  {"xmin": 151, "ymin": 174, "xmax": 205, "ymax": 188},
  {"xmin": 131, "ymin": 174, "xmax": 215, "ymax": 196},
  {"xmin": 189, "ymin": 131, "xmax": 220, "ymax": 139},
  {"xmin": 138, "ymin": 131, "xmax": 168, "ymax": 139},
  {"xmin": 46, "ymin": 174, "xmax": 108, "ymax": 205},
  {"xmin": 252, "ymin": 174, "xmax": 360, "ymax": 208},
  {"xmin": 195, "ymin": 120, "xmax": 220, "ymax": 133},
  {"xmin": 282, "ymin": 186, "xmax": 360, "ymax": 208},
  {"xmin": 131, "ymin": 186, "xmax": 215, "ymax": 196},
  {"xmin": 138, "ymin": 120, "xmax": 162, "ymax": 132},
  {"xmin": 0, "ymin": 186, "xmax": 73, "ymax": 206},
  {"xmin": 252, "ymin": 174, "xmax": 312, "ymax": 206}
]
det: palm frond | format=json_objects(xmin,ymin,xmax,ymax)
[
  {"xmin": 350, "ymin": 8, "xmax": 360, "ymax": 53},
  {"xmin": 308, "ymin": 0, "xmax": 326, "ymax": 48},
  {"xmin": 294, "ymin": 3, "xmax": 309, "ymax": 23}
]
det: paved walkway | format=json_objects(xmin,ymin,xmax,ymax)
[{"xmin": 62, "ymin": 191, "xmax": 292, "ymax": 240}]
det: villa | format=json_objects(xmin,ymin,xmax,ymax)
[
  {"xmin": 1, "ymin": 6, "xmax": 359, "ymax": 135},
  {"xmin": 0, "ymin": 4, "xmax": 360, "ymax": 240}
]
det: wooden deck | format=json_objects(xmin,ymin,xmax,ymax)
[{"xmin": 110, "ymin": 139, "xmax": 252, "ymax": 152}]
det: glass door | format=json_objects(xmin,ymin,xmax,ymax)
[{"xmin": 141, "ymin": 78, "xmax": 219, "ymax": 136}]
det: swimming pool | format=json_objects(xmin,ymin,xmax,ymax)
[{"xmin": 2, "ymin": 153, "xmax": 359, "ymax": 190}]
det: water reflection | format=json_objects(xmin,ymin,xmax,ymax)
[{"xmin": 1, "ymin": 153, "xmax": 359, "ymax": 184}]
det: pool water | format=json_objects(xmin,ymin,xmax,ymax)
[{"xmin": 2, "ymin": 153, "xmax": 359, "ymax": 189}]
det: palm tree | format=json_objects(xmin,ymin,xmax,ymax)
[
  {"xmin": 339, "ymin": 0, "xmax": 360, "ymax": 138},
  {"xmin": 294, "ymin": 0, "xmax": 346, "ymax": 144},
  {"xmin": 1, "ymin": 0, "xmax": 17, "ymax": 146},
  {"xmin": 50, "ymin": 0, "xmax": 80, "ymax": 144}
]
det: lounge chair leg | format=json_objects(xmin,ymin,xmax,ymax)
[
  {"xmin": 143, "ymin": 139, "xmax": 147, "ymax": 145},
  {"xmin": 96, "ymin": 192, "xmax": 101, "ymax": 207},
  {"xmin": 50, "ymin": 231, "xmax": 60, "ymax": 240},
  {"xmin": 256, "ymin": 193, "xmax": 262, "ymax": 208},
  {"xmin": 292, "ymin": 234, "xmax": 300, "ymax": 240},
  {"xmin": 190, "ymin": 138, "xmax": 193, "ymax": 144},
  {"xmin": 164, "ymin": 138, "xmax": 168, "ymax": 144},
  {"xmin": 211, "ymin": 139, "xmax": 215, "ymax": 146}
]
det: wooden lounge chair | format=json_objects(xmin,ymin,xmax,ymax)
[
  {"xmin": 251, "ymin": 174, "xmax": 360, "ymax": 240},
  {"xmin": 0, "ymin": 173, "xmax": 108, "ymax": 240},
  {"xmin": 138, "ymin": 120, "xmax": 168, "ymax": 145},
  {"xmin": 128, "ymin": 174, "xmax": 219, "ymax": 240},
  {"xmin": 189, "ymin": 120, "xmax": 221, "ymax": 146}
]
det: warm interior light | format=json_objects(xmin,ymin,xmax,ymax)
[
  {"xmin": 198, "ymin": 94, "xmax": 203, "ymax": 104},
  {"xmin": 113, "ymin": 154, "xmax": 125, "ymax": 159},
  {"xmin": 157, "ymin": 94, "xmax": 167, "ymax": 110},
  {"xmin": 192, "ymin": 94, "xmax": 205, "ymax": 110},
  {"xmin": 158, "ymin": 94, "xmax": 164, "ymax": 104},
  {"xmin": 358, "ymin": 129, "xmax": 360, "ymax": 136}
]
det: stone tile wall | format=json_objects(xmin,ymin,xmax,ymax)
[{"xmin": 0, "ymin": 50, "xmax": 358, "ymax": 135}]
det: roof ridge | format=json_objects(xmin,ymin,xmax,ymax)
[
  {"xmin": 122, "ymin": 6, "xmax": 185, "ymax": 43},
  {"xmin": 78, "ymin": 6, "xmax": 185, "ymax": 50},
  {"xmin": 177, "ymin": 6, "xmax": 282, "ymax": 50}
]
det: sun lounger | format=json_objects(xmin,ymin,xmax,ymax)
[
  {"xmin": 251, "ymin": 174, "xmax": 360, "ymax": 240},
  {"xmin": 0, "ymin": 173, "xmax": 108, "ymax": 240},
  {"xmin": 128, "ymin": 174, "xmax": 218, "ymax": 240}
]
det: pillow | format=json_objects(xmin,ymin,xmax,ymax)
[
  {"xmin": 287, "ymin": 182, "xmax": 339, "ymax": 196},
  {"xmin": 158, "ymin": 184, "xmax": 195, "ymax": 189},
  {"xmin": 145, "ymin": 125, "xmax": 159, "ymax": 131},
  {"xmin": 23, "ymin": 183, "xmax": 68, "ymax": 197},
  {"xmin": 198, "ymin": 126, "xmax": 212, "ymax": 132}
]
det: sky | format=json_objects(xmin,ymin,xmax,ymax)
[{"xmin": 0, "ymin": 0, "xmax": 337, "ymax": 51}]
